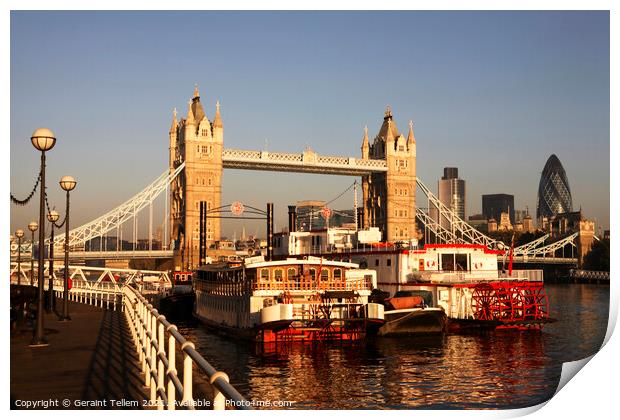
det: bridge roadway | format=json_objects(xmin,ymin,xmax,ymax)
[
  {"xmin": 11, "ymin": 249, "xmax": 173, "ymax": 262},
  {"xmin": 222, "ymin": 148, "xmax": 388, "ymax": 176},
  {"xmin": 11, "ymin": 250, "xmax": 577, "ymax": 265}
]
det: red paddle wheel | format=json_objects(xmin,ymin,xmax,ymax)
[
  {"xmin": 471, "ymin": 284, "xmax": 496, "ymax": 321},
  {"xmin": 521, "ymin": 282, "xmax": 549, "ymax": 321},
  {"xmin": 470, "ymin": 282, "xmax": 549, "ymax": 327}
]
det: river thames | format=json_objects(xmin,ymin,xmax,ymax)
[{"xmin": 176, "ymin": 284, "xmax": 608, "ymax": 409}]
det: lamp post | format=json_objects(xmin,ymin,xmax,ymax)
[
  {"xmin": 15, "ymin": 229, "xmax": 24, "ymax": 285},
  {"xmin": 31, "ymin": 128, "xmax": 55, "ymax": 347},
  {"xmin": 47, "ymin": 210, "xmax": 59, "ymax": 313},
  {"xmin": 10, "ymin": 235, "xmax": 15, "ymax": 281},
  {"xmin": 28, "ymin": 222, "xmax": 38, "ymax": 286},
  {"xmin": 59, "ymin": 176, "xmax": 76, "ymax": 321}
]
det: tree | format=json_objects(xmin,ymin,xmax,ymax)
[{"xmin": 583, "ymin": 238, "xmax": 610, "ymax": 271}]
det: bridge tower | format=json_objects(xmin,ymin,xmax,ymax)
[
  {"xmin": 361, "ymin": 107, "xmax": 417, "ymax": 242},
  {"xmin": 169, "ymin": 86, "xmax": 223, "ymax": 270}
]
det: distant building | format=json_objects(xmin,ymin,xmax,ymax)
[
  {"xmin": 547, "ymin": 210, "xmax": 595, "ymax": 265},
  {"xmin": 498, "ymin": 212, "xmax": 513, "ymax": 231},
  {"xmin": 296, "ymin": 200, "xmax": 327, "ymax": 231},
  {"xmin": 295, "ymin": 201, "xmax": 354, "ymax": 231},
  {"xmin": 514, "ymin": 221, "xmax": 524, "ymax": 232},
  {"xmin": 523, "ymin": 215, "xmax": 534, "ymax": 233},
  {"xmin": 431, "ymin": 167, "xmax": 466, "ymax": 230},
  {"xmin": 514, "ymin": 209, "xmax": 528, "ymax": 223},
  {"xmin": 537, "ymin": 154, "xmax": 573, "ymax": 223},
  {"xmin": 487, "ymin": 218, "xmax": 498, "ymax": 232},
  {"xmin": 468, "ymin": 214, "xmax": 488, "ymax": 232},
  {"xmin": 482, "ymin": 194, "xmax": 515, "ymax": 225}
]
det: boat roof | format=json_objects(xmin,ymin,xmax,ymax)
[{"xmin": 244, "ymin": 257, "xmax": 359, "ymax": 269}]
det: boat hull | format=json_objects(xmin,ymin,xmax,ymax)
[
  {"xmin": 193, "ymin": 310, "xmax": 384, "ymax": 343},
  {"xmin": 377, "ymin": 308, "xmax": 447, "ymax": 336}
]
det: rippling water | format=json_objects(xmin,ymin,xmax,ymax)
[{"xmin": 176, "ymin": 284, "xmax": 609, "ymax": 409}]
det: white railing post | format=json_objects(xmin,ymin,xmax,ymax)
[
  {"xmin": 147, "ymin": 305, "xmax": 157, "ymax": 403},
  {"xmin": 150, "ymin": 311, "xmax": 157, "ymax": 404},
  {"xmin": 210, "ymin": 371, "xmax": 230, "ymax": 410},
  {"xmin": 166, "ymin": 325, "xmax": 177, "ymax": 410},
  {"xmin": 181, "ymin": 342, "xmax": 195, "ymax": 407},
  {"xmin": 157, "ymin": 316, "xmax": 166, "ymax": 410},
  {"xmin": 143, "ymin": 305, "xmax": 151, "ymax": 386},
  {"xmin": 138, "ymin": 299, "xmax": 145, "ymax": 369}
]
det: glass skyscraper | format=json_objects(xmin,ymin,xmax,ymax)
[
  {"xmin": 536, "ymin": 154, "xmax": 573, "ymax": 220},
  {"xmin": 434, "ymin": 167, "xmax": 466, "ymax": 229}
]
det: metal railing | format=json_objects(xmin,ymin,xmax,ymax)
[
  {"xmin": 253, "ymin": 277, "xmax": 373, "ymax": 292},
  {"xmin": 53, "ymin": 279, "xmax": 123, "ymax": 310},
  {"xmin": 10, "ymin": 267, "xmax": 251, "ymax": 410},
  {"xmin": 123, "ymin": 285, "xmax": 252, "ymax": 410}
]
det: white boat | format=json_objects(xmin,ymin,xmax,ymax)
[
  {"xmin": 192, "ymin": 256, "xmax": 385, "ymax": 342},
  {"xmin": 273, "ymin": 228, "xmax": 549, "ymax": 331}
]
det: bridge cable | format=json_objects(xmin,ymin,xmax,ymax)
[{"xmin": 324, "ymin": 181, "xmax": 356, "ymax": 206}]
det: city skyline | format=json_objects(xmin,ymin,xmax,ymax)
[{"xmin": 9, "ymin": 11, "xmax": 610, "ymax": 237}]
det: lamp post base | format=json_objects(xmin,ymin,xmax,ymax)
[{"xmin": 29, "ymin": 338, "xmax": 49, "ymax": 348}]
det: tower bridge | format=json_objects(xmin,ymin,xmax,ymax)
[
  {"xmin": 14, "ymin": 86, "xmax": 581, "ymax": 268},
  {"xmin": 222, "ymin": 148, "xmax": 388, "ymax": 176}
]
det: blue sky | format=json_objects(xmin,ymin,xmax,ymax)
[{"xmin": 9, "ymin": 11, "xmax": 610, "ymax": 237}]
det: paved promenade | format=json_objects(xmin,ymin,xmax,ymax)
[{"xmin": 10, "ymin": 299, "xmax": 147, "ymax": 409}]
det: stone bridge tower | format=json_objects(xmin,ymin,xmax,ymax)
[
  {"xmin": 169, "ymin": 86, "xmax": 223, "ymax": 270},
  {"xmin": 361, "ymin": 107, "xmax": 417, "ymax": 242}
]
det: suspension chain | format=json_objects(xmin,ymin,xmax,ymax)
[
  {"xmin": 10, "ymin": 169, "xmax": 42, "ymax": 206},
  {"xmin": 44, "ymin": 190, "xmax": 67, "ymax": 228}
]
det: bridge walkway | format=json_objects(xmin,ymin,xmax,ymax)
[{"xmin": 10, "ymin": 298, "xmax": 147, "ymax": 409}]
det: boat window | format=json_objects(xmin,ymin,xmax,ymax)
[
  {"xmin": 287, "ymin": 268, "xmax": 296, "ymax": 280},
  {"xmin": 309, "ymin": 268, "xmax": 316, "ymax": 280},
  {"xmin": 455, "ymin": 254, "xmax": 468, "ymax": 271},
  {"xmin": 375, "ymin": 259, "xmax": 380, "ymax": 266},
  {"xmin": 387, "ymin": 258, "xmax": 391, "ymax": 267},
  {"xmin": 441, "ymin": 253, "xmax": 455, "ymax": 271},
  {"xmin": 321, "ymin": 268, "xmax": 329, "ymax": 281},
  {"xmin": 333, "ymin": 268, "xmax": 342, "ymax": 280},
  {"xmin": 260, "ymin": 269, "xmax": 269, "ymax": 282},
  {"xmin": 274, "ymin": 269, "xmax": 283, "ymax": 282}
]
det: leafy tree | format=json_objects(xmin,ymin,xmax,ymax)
[{"xmin": 583, "ymin": 238, "xmax": 610, "ymax": 271}]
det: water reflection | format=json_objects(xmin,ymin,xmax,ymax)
[{"xmin": 176, "ymin": 284, "xmax": 609, "ymax": 409}]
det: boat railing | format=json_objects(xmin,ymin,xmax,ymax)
[
  {"xmin": 123, "ymin": 285, "xmax": 252, "ymax": 410},
  {"xmin": 252, "ymin": 276, "xmax": 373, "ymax": 292},
  {"xmin": 291, "ymin": 302, "xmax": 366, "ymax": 320},
  {"xmin": 411, "ymin": 269, "xmax": 543, "ymax": 284}
]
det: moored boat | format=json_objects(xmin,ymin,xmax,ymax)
[
  {"xmin": 273, "ymin": 228, "xmax": 550, "ymax": 331},
  {"xmin": 378, "ymin": 291, "xmax": 447, "ymax": 335},
  {"xmin": 192, "ymin": 256, "xmax": 385, "ymax": 342}
]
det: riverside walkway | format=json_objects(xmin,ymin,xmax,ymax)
[
  {"xmin": 9, "ymin": 278, "xmax": 251, "ymax": 410},
  {"xmin": 11, "ymin": 299, "xmax": 147, "ymax": 409}
]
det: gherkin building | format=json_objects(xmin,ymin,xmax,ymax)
[{"xmin": 536, "ymin": 154, "xmax": 573, "ymax": 219}]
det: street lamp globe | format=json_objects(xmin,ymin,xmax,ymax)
[
  {"xmin": 47, "ymin": 210, "xmax": 60, "ymax": 223},
  {"xmin": 31, "ymin": 128, "xmax": 56, "ymax": 152},
  {"xmin": 28, "ymin": 221, "xmax": 38, "ymax": 232},
  {"xmin": 15, "ymin": 229, "xmax": 24, "ymax": 239},
  {"xmin": 59, "ymin": 175, "xmax": 77, "ymax": 191}
]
